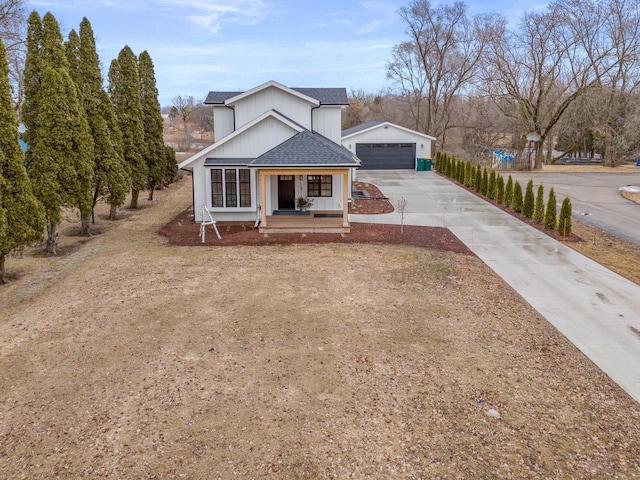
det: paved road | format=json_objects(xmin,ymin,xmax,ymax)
[
  {"xmin": 350, "ymin": 170, "xmax": 640, "ymax": 404},
  {"xmin": 507, "ymin": 171, "xmax": 640, "ymax": 245}
]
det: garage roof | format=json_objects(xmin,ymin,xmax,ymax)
[{"xmin": 342, "ymin": 121, "xmax": 436, "ymax": 141}]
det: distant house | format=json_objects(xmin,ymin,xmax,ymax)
[
  {"xmin": 342, "ymin": 121, "xmax": 436, "ymax": 170},
  {"xmin": 178, "ymin": 80, "xmax": 360, "ymax": 233}
]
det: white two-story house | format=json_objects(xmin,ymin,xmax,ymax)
[{"xmin": 178, "ymin": 80, "xmax": 360, "ymax": 233}]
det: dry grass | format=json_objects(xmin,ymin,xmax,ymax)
[
  {"xmin": 1, "ymin": 176, "xmax": 640, "ymax": 478},
  {"xmin": 541, "ymin": 163, "xmax": 638, "ymax": 173}
]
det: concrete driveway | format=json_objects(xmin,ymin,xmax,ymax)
[
  {"xmin": 351, "ymin": 170, "xmax": 640, "ymax": 404},
  {"xmin": 507, "ymin": 170, "xmax": 640, "ymax": 245}
]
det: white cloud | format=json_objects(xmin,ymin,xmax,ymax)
[{"xmin": 156, "ymin": 0, "xmax": 268, "ymax": 33}]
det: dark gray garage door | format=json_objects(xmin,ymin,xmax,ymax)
[{"xmin": 356, "ymin": 143, "xmax": 416, "ymax": 170}]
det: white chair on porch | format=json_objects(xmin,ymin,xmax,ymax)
[{"xmin": 200, "ymin": 205, "xmax": 221, "ymax": 242}]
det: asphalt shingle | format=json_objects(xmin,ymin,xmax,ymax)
[{"xmin": 251, "ymin": 131, "xmax": 360, "ymax": 167}]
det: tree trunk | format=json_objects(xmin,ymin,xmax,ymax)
[
  {"xmin": 108, "ymin": 203, "xmax": 118, "ymax": 220},
  {"xmin": 515, "ymin": 135, "xmax": 527, "ymax": 169},
  {"xmin": 80, "ymin": 215, "xmax": 92, "ymax": 236},
  {"xmin": 0, "ymin": 254, "xmax": 5, "ymax": 284},
  {"xmin": 534, "ymin": 139, "xmax": 545, "ymax": 169},
  {"xmin": 46, "ymin": 221, "xmax": 59, "ymax": 255},
  {"xmin": 129, "ymin": 189, "xmax": 140, "ymax": 209},
  {"xmin": 603, "ymin": 135, "xmax": 616, "ymax": 167}
]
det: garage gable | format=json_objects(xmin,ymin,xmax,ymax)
[{"xmin": 342, "ymin": 121, "xmax": 436, "ymax": 170}]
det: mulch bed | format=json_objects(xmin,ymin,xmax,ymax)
[
  {"xmin": 443, "ymin": 173, "xmax": 582, "ymax": 243},
  {"xmin": 158, "ymin": 181, "xmax": 471, "ymax": 254},
  {"xmin": 158, "ymin": 212, "xmax": 471, "ymax": 254},
  {"xmin": 158, "ymin": 177, "xmax": 578, "ymax": 254}
]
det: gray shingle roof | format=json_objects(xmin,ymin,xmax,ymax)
[
  {"xmin": 204, "ymin": 91, "xmax": 243, "ymax": 104},
  {"xmin": 250, "ymin": 131, "xmax": 360, "ymax": 167},
  {"xmin": 292, "ymin": 88, "xmax": 348, "ymax": 105},
  {"xmin": 341, "ymin": 120, "xmax": 384, "ymax": 137},
  {"xmin": 205, "ymin": 87, "xmax": 348, "ymax": 105}
]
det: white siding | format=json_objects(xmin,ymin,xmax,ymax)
[
  {"xmin": 307, "ymin": 175, "xmax": 343, "ymax": 210},
  {"xmin": 312, "ymin": 106, "xmax": 342, "ymax": 142},
  {"xmin": 342, "ymin": 125, "xmax": 434, "ymax": 159},
  {"xmin": 191, "ymin": 157, "xmax": 207, "ymax": 221},
  {"xmin": 211, "ymin": 117, "xmax": 298, "ymax": 158},
  {"xmin": 213, "ymin": 106, "xmax": 234, "ymax": 141},
  {"xmin": 233, "ymin": 86, "xmax": 312, "ymax": 130}
]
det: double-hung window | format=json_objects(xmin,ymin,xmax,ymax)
[
  {"xmin": 307, "ymin": 175, "xmax": 332, "ymax": 197},
  {"xmin": 211, "ymin": 168, "xmax": 251, "ymax": 207}
]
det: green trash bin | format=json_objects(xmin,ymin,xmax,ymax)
[
  {"xmin": 425, "ymin": 159, "xmax": 432, "ymax": 171},
  {"xmin": 416, "ymin": 158, "xmax": 425, "ymax": 171}
]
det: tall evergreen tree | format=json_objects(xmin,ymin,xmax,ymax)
[
  {"xmin": 496, "ymin": 174, "xmax": 505, "ymax": 204},
  {"xmin": 21, "ymin": 11, "xmax": 43, "ymax": 165},
  {"xmin": 504, "ymin": 175, "xmax": 513, "ymax": 206},
  {"xmin": 0, "ymin": 38, "xmax": 45, "ymax": 283},
  {"xmin": 69, "ymin": 18, "xmax": 129, "ymax": 222},
  {"xmin": 100, "ymin": 89, "xmax": 129, "ymax": 219},
  {"xmin": 487, "ymin": 170, "xmax": 497, "ymax": 200},
  {"xmin": 480, "ymin": 168, "xmax": 488, "ymax": 196},
  {"xmin": 164, "ymin": 145, "xmax": 178, "ymax": 185},
  {"xmin": 138, "ymin": 50, "xmax": 165, "ymax": 200},
  {"xmin": 109, "ymin": 46, "xmax": 146, "ymax": 209},
  {"xmin": 533, "ymin": 184, "xmax": 545, "ymax": 223},
  {"xmin": 523, "ymin": 179, "xmax": 535, "ymax": 218},
  {"xmin": 511, "ymin": 180, "xmax": 523, "ymax": 213},
  {"xmin": 27, "ymin": 13, "xmax": 93, "ymax": 254},
  {"xmin": 544, "ymin": 187, "xmax": 557, "ymax": 230},
  {"xmin": 558, "ymin": 197, "xmax": 572, "ymax": 237}
]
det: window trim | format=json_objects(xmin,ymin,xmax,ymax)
[
  {"xmin": 307, "ymin": 175, "xmax": 332, "ymax": 197},
  {"xmin": 209, "ymin": 167, "xmax": 253, "ymax": 209}
]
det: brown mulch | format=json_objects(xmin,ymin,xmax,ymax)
[
  {"xmin": 448, "ymin": 175, "xmax": 582, "ymax": 243},
  {"xmin": 159, "ymin": 212, "xmax": 471, "ymax": 254},
  {"xmin": 158, "ymin": 181, "xmax": 473, "ymax": 253},
  {"xmin": 349, "ymin": 181, "xmax": 395, "ymax": 214}
]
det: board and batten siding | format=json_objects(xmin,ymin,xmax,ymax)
[
  {"xmin": 213, "ymin": 106, "xmax": 234, "ymax": 142},
  {"xmin": 210, "ymin": 117, "xmax": 298, "ymax": 158},
  {"xmin": 265, "ymin": 174, "xmax": 345, "ymax": 213},
  {"xmin": 233, "ymin": 87, "xmax": 313, "ymax": 131},
  {"xmin": 312, "ymin": 107, "xmax": 343, "ymax": 143}
]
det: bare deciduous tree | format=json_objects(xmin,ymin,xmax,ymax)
[
  {"xmin": 480, "ymin": 0, "xmax": 640, "ymax": 168},
  {"xmin": 0, "ymin": 0, "xmax": 26, "ymax": 111},
  {"xmin": 171, "ymin": 94, "xmax": 195, "ymax": 123},
  {"xmin": 387, "ymin": 0, "xmax": 499, "ymax": 149}
]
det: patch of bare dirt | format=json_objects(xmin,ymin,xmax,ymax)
[
  {"xmin": 621, "ymin": 189, "xmax": 640, "ymax": 205},
  {"xmin": 1, "ymin": 176, "xmax": 640, "ymax": 479}
]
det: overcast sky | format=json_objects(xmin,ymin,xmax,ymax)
[{"xmin": 28, "ymin": 0, "xmax": 536, "ymax": 106}]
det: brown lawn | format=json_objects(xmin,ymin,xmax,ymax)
[{"xmin": 1, "ymin": 175, "xmax": 639, "ymax": 479}]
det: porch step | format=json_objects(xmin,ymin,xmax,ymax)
[{"xmin": 272, "ymin": 209, "xmax": 311, "ymax": 216}]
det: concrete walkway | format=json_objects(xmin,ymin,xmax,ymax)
[{"xmin": 350, "ymin": 170, "xmax": 640, "ymax": 404}]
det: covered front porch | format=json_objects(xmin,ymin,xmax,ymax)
[
  {"xmin": 262, "ymin": 209, "xmax": 348, "ymax": 234},
  {"xmin": 257, "ymin": 167, "xmax": 351, "ymax": 234}
]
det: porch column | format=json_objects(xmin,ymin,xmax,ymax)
[
  {"xmin": 342, "ymin": 170, "xmax": 349, "ymax": 227},
  {"xmin": 260, "ymin": 171, "xmax": 267, "ymax": 227}
]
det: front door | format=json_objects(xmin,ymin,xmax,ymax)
[{"xmin": 278, "ymin": 175, "xmax": 295, "ymax": 209}]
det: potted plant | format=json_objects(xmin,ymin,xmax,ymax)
[{"xmin": 296, "ymin": 196, "xmax": 313, "ymax": 211}]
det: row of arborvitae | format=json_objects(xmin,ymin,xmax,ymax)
[
  {"xmin": 434, "ymin": 152, "xmax": 572, "ymax": 237},
  {"xmin": 0, "ymin": 12, "xmax": 179, "ymax": 283}
]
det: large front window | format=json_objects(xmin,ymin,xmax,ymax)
[
  {"xmin": 307, "ymin": 175, "xmax": 332, "ymax": 197},
  {"xmin": 211, "ymin": 168, "xmax": 251, "ymax": 207}
]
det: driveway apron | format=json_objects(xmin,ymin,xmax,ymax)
[{"xmin": 351, "ymin": 170, "xmax": 640, "ymax": 404}]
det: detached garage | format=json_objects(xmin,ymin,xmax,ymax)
[{"xmin": 342, "ymin": 121, "xmax": 436, "ymax": 170}]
